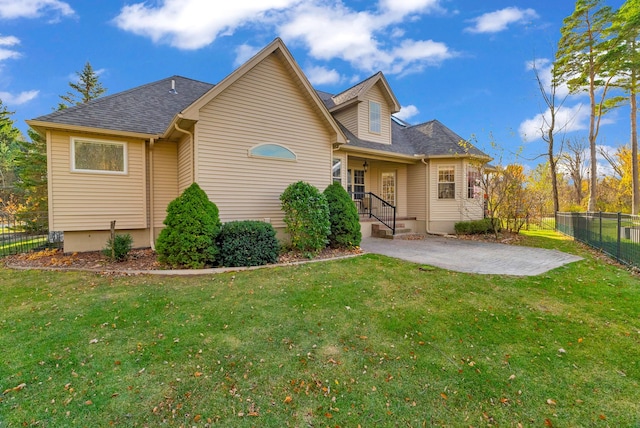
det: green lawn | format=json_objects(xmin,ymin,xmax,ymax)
[{"xmin": 1, "ymin": 230, "xmax": 639, "ymax": 427}]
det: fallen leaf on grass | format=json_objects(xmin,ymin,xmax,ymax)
[
  {"xmin": 89, "ymin": 338, "xmax": 99, "ymax": 344},
  {"xmin": 546, "ymin": 398, "xmax": 557, "ymax": 406},
  {"xmin": 283, "ymin": 396, "xmax": 293, "ymax": 404},
  {"xmin": 3, "ymin": 383, "xmax": 26, "ymax": 394},
  {"xmin": 194, "ymin": 371, "xmax": 203, "ymax": 377},
  {"xmin": 544, "ymin": 418, "xmax": 553, "ymax": 427},
  {"xmin": 440, "ymin": 392, "xmax": 448, "ymax": 400}
]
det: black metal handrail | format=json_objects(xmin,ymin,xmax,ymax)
[{"xmin": 349, "ymin": 192, "xmax": 396, "ymax": 234}]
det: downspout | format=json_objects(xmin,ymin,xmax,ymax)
[
  {"xmin": 149, "ymin": 138, "xmax": 155, "ymax": 250},
  {"xmin": 421, "ymin": 157, "xmax": 446, "ymax": 236},
  {"xmin": 175, "ymin": 115, "xmax": 195, "ymax": 184}
]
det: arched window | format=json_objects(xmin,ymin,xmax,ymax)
[{"xmin": 248, "ymin": 144, "xmax": 296, "ymax": 160}]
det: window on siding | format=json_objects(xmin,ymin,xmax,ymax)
[
  {"xmin": 332, "ymin": 158, "xmax": 342, "ymax": 184},
  {"xmin": 369, "ymin": 101, "xmax": 381, "ymax": 134},
  {"xmin": 438, "ymin": 167, "xmax": 455, "ymax": 199},
  {"xmin": 467, "ymin": 168, "xmax": 481, "ymax": 198},
  {"xmin": 249, "ymin": 143, "xmax": 296, "ymax": 160},
  {"xmin": 71, "ymin": 138, "xmax": 127, "ymax": 174}
]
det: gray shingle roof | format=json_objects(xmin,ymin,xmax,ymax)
[
  {"xmin": 317, "ymin": 89, "xmax": 488, "ymax": 158},
  {"xmin": 32, "ymin": 76, "xmax": 214, "ymax": 135}
]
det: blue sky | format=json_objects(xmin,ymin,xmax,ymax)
[{"xmin": 0, "ymin": 0, "xmax": 627, "ymax": 168}]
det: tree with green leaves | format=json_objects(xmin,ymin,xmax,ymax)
[
  {"xmin": 57, "ymin": 61, "xmax": 107, "ymax": 110},
  {"xmin": 0, "ymin": 100, "xmax": 21, "ymax": 193},
  {"xmin": 555, "ymin": 0, "xmax": 615, "ymax": 212},
  {"xmin": 602, "ymin": 0, "xmax": 640, "ymax": 213}
]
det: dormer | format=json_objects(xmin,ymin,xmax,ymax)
[{"xmin": 326, "ymin": 72, "xmax": 400, "ymax": 145}]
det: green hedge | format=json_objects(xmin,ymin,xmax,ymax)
[
  {"xmin": 217, "ymin": 221, "xmax": 280, "ymax": 267},
  {"xmin": 454, "ymin": 218, "xmax": 499, "ymax": 235}
]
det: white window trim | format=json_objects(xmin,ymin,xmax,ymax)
[
  {"xmin": 369, "ymin": 101, "xmax": 381, "ymax": 134},
  {"xmin": 437, "ymin": 165, "xmax": 456, "ymax": 200},
  {"xmin": 70, "ymin": 137, "xmax": 128, "ymax": 175},
  {"xmin": 248, "ymin": 143, "xmax": 297, "ymax": 162}
]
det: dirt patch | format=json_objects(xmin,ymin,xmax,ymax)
[{"xmin": 3, "ymin": 246, "xmax": 363, "ymax": 273}]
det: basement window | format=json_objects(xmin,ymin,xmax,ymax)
[{"xmin": 71, "ymin": 138, "xmax": 127, "ymax": 174}]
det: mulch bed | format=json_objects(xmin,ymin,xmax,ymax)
[{"xmin": 3, "ymin": 246, "xmax": 363, "ymax": 273}]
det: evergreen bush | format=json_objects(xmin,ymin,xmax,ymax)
[
  {"xmin": 155, "ymin": 183, "xmax": 221, "ymax": 268},
  {"xmin": 218, "ymin": 220, "xmax": 280, "ymax": 267},
  {"xmin": 102, "ymin": 233, "xmax": 133, "ymax": 261},
  {"xmin": 323, "ymin": 182, "xmax": 361, "ymax": 248},
  {"xmin": 280, "ymin": 181, "xmax": 330, "ymax": 253}
]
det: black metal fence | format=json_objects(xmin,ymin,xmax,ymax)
[
  {"xmin": 0, "ymin": 211, "xmax": 62, "ymax": 257},
  {"xmin": 556, "ymin": 212, "xmax": 640, "ymax": 268}
]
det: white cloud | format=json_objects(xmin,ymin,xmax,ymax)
[
  {"xmin": 114, "ymin": 0, "xmax": 299, "ymax": 50},
  {"xmin": 519, "ymin": 103, "xmax": 587, "ymax": 142},
  {"xmin": 0, "ymin": 47, "xmax": 20, "ymax": 62},
  {"xmin": 395, "ymin": 104, "xmax": 419, "ymax": 121},
  {"xmin": 0, "ymin": 35, "xmax": 19, "ymax": 46},
  {"xmin": 465, "ymin": 7, "xmax": 538, "ymax": 34},
  {"xmin": 0, "ymin": 0, "xmax": 74, "ymax": 19},
  {"xmin": 525, "ymin": 57, "xmax": 570, "ymax": 97},
  {"xmin": 305, "ymin": 65, "xmax": 341, "ymax": 85},
  {"xmin": 0, "ymin": 35, "xmax": 20, "ymax": 62},
  {"xmin": 114, "ymin": 0, "xmax": 455, "ymax": 75},
  {"xmin": 378, "ymin": 0, "xmax": 441, "ymax": 17},
  {"xmin": 0, "ymin": 90, "xmax": 39, "ymax": 105},
  {"xmin": 234, "ymin": 43, "xmax": 260, "ymax": 67},
  {"xmin": 280, "ymin": 2, "xmax": 455, "ymax": 74}
]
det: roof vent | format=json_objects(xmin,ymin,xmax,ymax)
[{"xmin": 169, "ymin": 79, "xmax": 177, "ymax": 94}]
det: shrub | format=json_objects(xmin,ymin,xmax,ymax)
[
  {"xmin": 217, "ymin": 220, "xmax": 280, "ymax": 267},
  {"xmin": 454, "ymin": 218, "xmax": 498, "ymax": 235},
  {"xmin": 156, "ymin": 183, "xmax": 221, "ymax": 268},
  {"xmin": 323, "ymin": 182, "xmax": 361, "ymax": 248},
  {"xmin": 102, "ymin": 233, "xmax": 133, "ymax": 261},
  {"xmin": 280, "ymin": 181, "xmax": 330, "ymax": 253}
]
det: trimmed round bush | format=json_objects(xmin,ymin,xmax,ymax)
[
  {"xmin": 156, "ymin": 183, "xmax": 221, "ymax": 268},
  {"xmin": 280, "ymin": 181, "xmax": 330, "ymax": 253},
  {"xmin": 218, "ymin": 220, "xmax": 280, "ymax": 267},
  {"xmin": 324, "ymin": 182, "xmax": 361, "ymax": 248}
]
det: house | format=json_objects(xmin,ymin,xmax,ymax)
[{"xmin": 27, "ymin": 38, "xmax": 490, "ymax": 253}]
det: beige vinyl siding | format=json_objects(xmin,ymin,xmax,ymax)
[
  {"xmin": 428, "ymin": 158, "xmax": 487, "ymax": 233},
  {"xmin": 407, "ymin": 162, "xmax": 427, "ymax": 221},
  {"xmin": 49, "ymin": 131, "xmax": 146, "ymax": 231},
  {"xmin": 177, "ymin": 134, "xmax": 193, "ymax": 193},
  {"xmin": 334, "ymin": 107, "xmax": 358, "ymax": 136},
  {"xmin": 357, "ymin": 83, "xmax": 391, "ymax": 144},
  {"xmin": 461, "ymin": 162, "xmax": 484, "ymax": 221},
  {"xmin": 153, "ymin": 142, "xmax": 178, "ymax": 229},
  {"xmin": 195, "ymin": 53, "xmax": 333, "ymax": 228}
]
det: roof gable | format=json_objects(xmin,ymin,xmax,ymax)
[
  {"xmin": 181, "ymin": 38, "xmax": 346, "ymax": 144},
  {"xmin": 328, "ymin": 72, "xmax": 400, "ymax": 114}
]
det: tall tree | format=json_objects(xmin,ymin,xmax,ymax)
[
  {"xmin": 562, "ymin": 137, "xmax": 589, "ymax": 207},
  {"xmin": 603, "ymin": 0, "xmax": 640, "ymax": 213},
  {"xmin": 0, "ymin": 100, "xmax": 22, "ymax": 193},
  {"xmin": 555, "ymin": 0, "xmax": 614, "ymax": 212},
  {"xmin": 57, "ymin": 62, "xmax": 107, "ymax": 110},
  {"xmin": 530, "ymin": 59, "xmax": 569, "ymax": 213}
]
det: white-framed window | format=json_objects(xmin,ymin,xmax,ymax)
[
  {"xmin": 369, "ymin": 101, "xmax": 381, "ymax": 134},
  {"xmin": 332, "ymin": 158, "xmax": 342, "ymax": 184},
  {"xmin": 248, "ymin": 143, "xmax": 296, "ymax": 161},
  {"xmin": 71, "ymin": 137, "xmax": 127, "ymax": 174},
  {"xmin": 348, "ymin": 169, "xmax": 365, "ymax": 199},
  {"xmin": 438, "ymin": 166, "xmax": 455, "ymax": 199},
  {"xmin": 467, "ymin": 168, "xmax": 481, "ymax": 198}
]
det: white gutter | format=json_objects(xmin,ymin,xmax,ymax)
[{"xmin": 148, "ymin": 138, "xmax": 155, "ymax": 250}]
